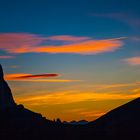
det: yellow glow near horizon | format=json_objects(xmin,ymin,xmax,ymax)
[{"xmin": 13, "ymin": 82, "xmax": 140, "ymax": 121}]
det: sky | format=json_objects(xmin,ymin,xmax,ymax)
[{"xmin": 0, "ymin": 0, "xmax": 140, "ymax": 121}]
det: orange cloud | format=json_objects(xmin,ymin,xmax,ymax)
[
  {"xmin": 8, "ymin": 79, "xmax": 81, "ymax": 82},
  {"xmin": 5, "ymin": 73, "xmax": 59, "ymax": 80},
  {"xmin": 34, "ymin": 39, "xmax": 123, "ymax": 55},
  {"xmin": 67, "ymin": 109, "xmax": 105, "ymax": 119},
  {"xmin": 15, "ymin": 74, "xmax": 58, "ymax": 79},
  {"xmin": 80, "ymin": 111, "xmax": 105, "ymax": 118},
  {"xmin": 93, "ymin": 82, "xmax": 140, "ymax": 89},
  {"xmin": 5, "ymin": 73, "xmax": 81, "ymax": 82},
  {"xmin": 0, "ymin": 33, "xmax": 125, "ymax": 55},
  {"xmin": 15, "ymin": 91, "xmax": 140, "ymax": 106},
  {"xmin": 8, "ymin": 65, "xmax": 20, "ymax": 69},
  {"xmin": 124, "ymin": 56, "xmax": 140, "ymax": 65}
]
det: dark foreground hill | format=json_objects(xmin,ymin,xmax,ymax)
[
  {"xmin": 82, "ymin": 97, "xmax": 140, "ymax": 140},
  {"xmin": 0, "ymin": 64, "xmax": 140, "ymax": 140}
]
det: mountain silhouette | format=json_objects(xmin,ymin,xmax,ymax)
[
  {"xmin": 0, "ymin": 64, "xmax": 140, "ymax": 140},
  {"xmin": 64, "ymin": 120, "xmax": 88, "ymax": 125},
  {"xmin": 90, "ymin": 97, "xmax": 140, "ymax": 126},
  {"xmin": 0, "ymin": 64, "xmax": 16, "ymax": 109},
  {"xmin": 83, "ymin": 98, "xmax": 140, "ymax": 140},
  {"xmin": 0, "ymin": 64, "xmax": 65, "ymax": 140}
]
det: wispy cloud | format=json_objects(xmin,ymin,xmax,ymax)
[
  {"xmin": 130, "ymin": 36, "xmax": 140, "ymax": 42},
  {"xmin": 71, "ymin": 82, "xmax": 140, "ymax": 93},
  {"xmin": 0, "ymin": 33, "xmax": 44, "ymax": 54},
  {"xmin": 5, "ymin": 73, "xmax": 81, "ymax": 82},
  {"xmin": 80, "ymin": 111, "xmax": 105, "ymax": 118},
  {"xmin": 0, "ymin": 55, "xmax": 14, "ymax": 59},
  {"xmin": 93, "ymin": 82, "xmax": 140, "ymax": 89},
  {"xmin": 47, "ymin": 35, "xmax": 89, "ymax": 42},
  {"xmin": 16, "ymin": 90, "xmax": 140, "ymax": 106},
  {"xmin": 91, "ymin": 13, "xmax": 140, "ymax": 28},
  {"xmin": 35, "ymin": 39, "xmax": 123, "ymax": 55},
  {"xmin": 123, "ymin": 56, "xmax": 140, "ymax": 65},
  {"xmin": 8, "ymin": 79, "xmax": 81, "ymax": 82},
  {"xmin": 5, "ymin": 73, "xmax": 59, "ymax": 80},
  {"xmin": 67, "ymin": 109, "xmax": 105, "ymax": 119},
  {"xmin": 8, "ymin": 65, "xmax": 20, "ymax": 69},
  {"xmin": 0, "ymin": 33, "xmax": 125, "ymax": 55}
]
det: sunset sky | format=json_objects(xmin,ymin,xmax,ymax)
[{"xmin": 0, "ymin": 0, "xmax": 140, "ymax": 121}]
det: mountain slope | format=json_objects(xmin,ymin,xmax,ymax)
[
  {"xmin": 83, "ymin": 98, "xmax": 140, "ymax": 140},
  {"xmin": 90, "ymin": 97, "xmax": 140, "ymax": 126},
  {"xmin": 0, "ymin": 64, "xmax": 140, "ymax": 140}
]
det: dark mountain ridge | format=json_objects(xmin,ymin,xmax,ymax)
[
  {"xmin": 90, "ymin": 97, "xmax": 140, "ymax": 126},
  {"xmin": 0, "ymin": 64, "xmax": 140, "ymax": 140},
  {"xmin": 83, "ymin": 97, "xmax": 140, "ymax": 139}
]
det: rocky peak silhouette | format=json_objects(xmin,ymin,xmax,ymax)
[
  {"xmin": 0, "ymin": 64, "xmax": 16, "ymax": 110},
  {"xmin": 0, "ymin": 64, "xmax": 140, "ymax": 140}
]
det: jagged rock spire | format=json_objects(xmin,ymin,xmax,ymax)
[
  {"xmin": 0, "ymin": 64, "xmax": 4, "ymax": 80},
  {"xmin": 0, "ymin": 64, "xmax": 16, "ymax": 110}
]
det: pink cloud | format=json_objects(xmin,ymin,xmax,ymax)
[
  {"xmin": 91, "ymin": 13, "xmax": 140, "ymax": 28},
  {"xmin": 0, "ymin": 33, "xmax": 125, "ymax": 55},
  {"xmin": 124, "ymin": 56, "xmax": 140, "ymax": 65},
  {"xmin": 0, "ymin": 33, "xmax": 45, "ymax": 53},
  {"xmin": 47, "ymin": 35, "xmax": 90, "ymax": 41},
  {"xmin": 0, "ymin": 55, "xmax": 14, "ymax": 59}
]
